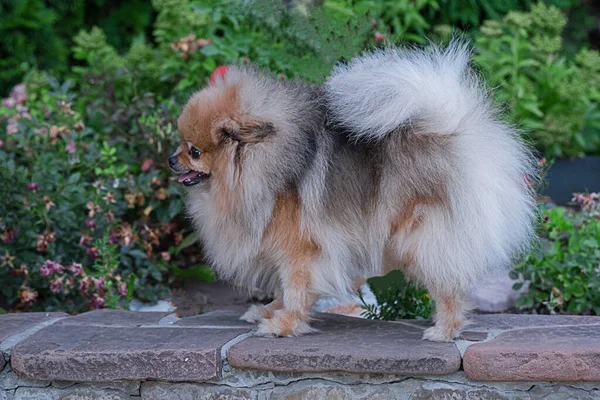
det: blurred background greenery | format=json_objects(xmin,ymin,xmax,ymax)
[{"xmin": 1, "ymin": 0, "xmax": 599, "ymax": 317}]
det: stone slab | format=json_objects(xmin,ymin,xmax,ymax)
[
  {"xmin": 464, "ymin": 314, "xmax": 600, "ymax": 332},
  {"xmin": 0, "ymin": 313, "xmax": 68, "ymax": 343},
  {"xmin": 11, "ymin": 324, "xmax": 251, "ymax": 382},
  {"xmin": 464, "ymin": 325, "xmax": 600, "ymax": 381},
  {"xmin": 55, "ymin": 309, "xmax": 167, "ymax": 327},
  {"xmin": 175, "ymin": 310, "xmax": 254, "ymax": 328},
  {"xmin": 228, "ymin": 313, "xmax": 461, "ymax": 376}
]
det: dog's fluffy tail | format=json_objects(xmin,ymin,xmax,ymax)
[{"xmin": 325, "ymin": 40, "xmax": 490, "ymax": 140}]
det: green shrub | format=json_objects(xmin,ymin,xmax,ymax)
[
  {"xmin": 360, "ymin": 270, "xmax": 434, "ymax": 320},
  {"xmin": 0, "ymin": 0, "xmax": 154, "ymax": 96},
  {"xmin": 475, "ymin": 2, "xmax": 600, "ymax": 157},
  {"xmin": 514, "ymin": 193, "xmax": 600, "ymax": 315}
]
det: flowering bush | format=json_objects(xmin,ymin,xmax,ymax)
[
  {"xmin": 514, "ymin": 193, "xmax": 600, "ymax": 315},
  {"xmin": 0, "ymin": 77, "xmax": 185, "ymax": 313}
]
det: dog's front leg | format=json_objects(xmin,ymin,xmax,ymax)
[
  {"xmin": 240, "ymin": 293, "xmax": 283, "ymax": 323},
  {"xmin": 255, "ymin": 256, "xmax": 317, "ymax": 337}
]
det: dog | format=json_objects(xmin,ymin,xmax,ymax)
[{"xmin": 169, "ymin": 41, "xmax": 537, "ymax": 342}]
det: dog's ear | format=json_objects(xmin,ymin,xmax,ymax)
[{"xmin": 219, "ymin": 117, "xmax": 275, "ymax": 144}]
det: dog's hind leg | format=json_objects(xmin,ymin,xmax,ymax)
[{"xmin": 422, "ymin": 288, "xmax": 470, "ymax": 342}]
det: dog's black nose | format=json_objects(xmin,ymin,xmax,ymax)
[{"xmin": 168, "ymin": 156, "xmax": 178, "ymax": 167}]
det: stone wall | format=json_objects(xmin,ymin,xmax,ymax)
[{"xmin": 2, "ymin": 310, "xmax": 600, "ymax": 399}]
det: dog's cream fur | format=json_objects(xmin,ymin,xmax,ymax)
[{"xmin": 171, "ymin": 41, "xmax": 537, "ymax": 342}]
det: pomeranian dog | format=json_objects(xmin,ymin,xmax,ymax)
[{"xmin": 169, "ymin": 41, "xmax": 536, "ymax": 342}]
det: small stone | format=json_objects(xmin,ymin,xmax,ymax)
[
  {"xmin": 464, "ymin": 325, "xmax": 600, "ymax": 381},
  {"xmin": 228, "ymin": 313, "xmax": 460, "ymax": 376},
  {"xmin": 14, "ymin": 386, "xmax": 131, "ymax": 400},
  {"xmin": 470, "ymin": 271, "xmax": 527, "ymax": 312},
  {"xmin": 141, "ymin": 382, "xmax": 253, "ymax": 400},
  {"xmin": 128, "ymin": 299, "xmax": 176, "ymax": 313},
  {"xmin": 412, "ymin": 387, "xmax": 468, "ymax": 399}
]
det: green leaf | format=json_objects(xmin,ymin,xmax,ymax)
[
  {"xmin": 171, "ymin": 264, "xmax": 215, "ymax": 282},
  {"xmin": 174, "ymin": 232, "xmax": 199, "ymax": 255}
]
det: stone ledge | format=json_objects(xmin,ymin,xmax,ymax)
[
  {"xmin": 464, "ymin": 325, "xmax": 600, "ymax": 382},
  {"xmin": 2, "ymin": 310, "xmax": 600, "ymax": 386},
  {"xmin": 228, "ymin": 314, "xmax": 461, "ymax": 376}
]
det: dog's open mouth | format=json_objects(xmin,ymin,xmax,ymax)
[{"xmin": 177, "ymin": 170, "xmax": 210, "ymax": 186}]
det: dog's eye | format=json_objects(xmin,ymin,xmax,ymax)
[{"xmin": 189, "ymin": 147, "xmax": 202, "ymax": 159}]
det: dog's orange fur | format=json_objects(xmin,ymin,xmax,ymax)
[{"xmin": 261, "ymin": 191, "xmax": 320, "ymax": 334}]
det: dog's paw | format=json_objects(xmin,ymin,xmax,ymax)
[
  {"xmin": 240, "ymin": 305, "xmax": 266, "ymax": 324},
  {"xmin": 255, "ymin": 310, "xmax": 316, "ymax": 337},
  {"xmin": 422, "ymin": 325, "xmax": 456, "ymax": 342}
]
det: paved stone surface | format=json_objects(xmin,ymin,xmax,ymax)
[
  {"xmin": 464, "ymin": 325, "xmax": 600, "ymax": 381},
  {"xmin": 228, "ymin": 313, "xmax": 461, "ymax": 375},
  {"xmin": 176, "ymin": 310, "xmax": 254, "ymax": 328},
  {"xmin": 55, "ymin": 309, "xmax": 167, "ymax": 327},
  {"xmin": 465, "ymin": 313, "xmax": 600, "ymax": 332},
  {"xmin": 11, "ymin": 324, "xmax": 251, "ymax": 382},
  {"xmin": 0, "ymin": 313, "xmax": 68, "ymax": 343}
]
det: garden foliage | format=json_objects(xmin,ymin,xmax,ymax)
[
  {"xmin": 1, "ymin": 0, "xmax": 599, "ymax": 316},
  {"xmin": 515, "ymin": 193, "xmax": 600, "ymax": 315}
]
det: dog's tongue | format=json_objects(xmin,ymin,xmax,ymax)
[{"xmin": 178, "ymin": 171, "xmax": 200, "ymax": 183}]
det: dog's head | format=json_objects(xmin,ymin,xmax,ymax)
[{"xmin": 169, "ymin": 66, "xmax": 279, "ymax": 188}]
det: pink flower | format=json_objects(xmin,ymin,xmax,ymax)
[
  {"xmin": 19, "ymin": 287, "xmax": 38, "ymax": 306},
  {"xmin": 89, "ymin": 293, "xmax": 105, "ymax": 309},
  {"xmin": 79, "ymin": 277, "xmax": 90, "ymax": 294},
  {"xmin": 92, "ymin": 277, "xmax": 104, "ymax": 290},
  {"xmin": 84, "ymin": 220, "xmax": 96, "ymax": 228},
  {"xmin": 1, "ymin": 229, "xmax": 16, "ymax": 243},
  {"xmin": 11, "ymin": 84, "xmax": 27, "ymax": 105},
  {"xmin": 160, "ymin": 252, "xmax": 171, "ymax": 261},
  {"xmin": 196, "ymin": 39, "xmax": 212, "ymax": 47},
  {"xmin": 40, "ymin": 264, "xmax": 51, "ymax": 276},
  {"xmin": 119, "ymin": 282, "xmax": 128, "ymax": 297},
  {"xmin": 79, "ymin": 234, "xmax": 92, "ymax": 246},
  {"xmin": 41, "ymin": 260, "xmax": 64, "ymax": 275},
  {"xmin": 86, "ymin": 247, "xmax": 99, "ymax": 259},
  {"xmin": 375, "ymin": 32, "xmax": 385, "ymax": 43},
  {"xmin": 2, "ymin": 97, "xmax": 16, "ymax": 108},
  {"xmin": 66, "ymin": 141, "xmax": 76, "ymax": 155},
  {"xmin": 109, "ymin": 233, "xmax": 119, "ymax": 245},
  {"xmin": 26, "ymin": 182, "xmax": 38, "ymax": 191},
  {"xmin": 141, "ymin": 159, "xmax": 154, "ymax": 172},
  {"xmin": 49, "ymin": 277, "xmax": 63, "ymax": 293},
  {"xmin": 67, "ymin": 262, "xmax": 83, "ymax": 276},
  {"xmin": 6, "ymin": 119, "xmax": 18, "ymax": 135}
]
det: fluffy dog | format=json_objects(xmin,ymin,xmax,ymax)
[{"xmin": 169, "ymin": 41, "xmax": 536, "ymax": 342}]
